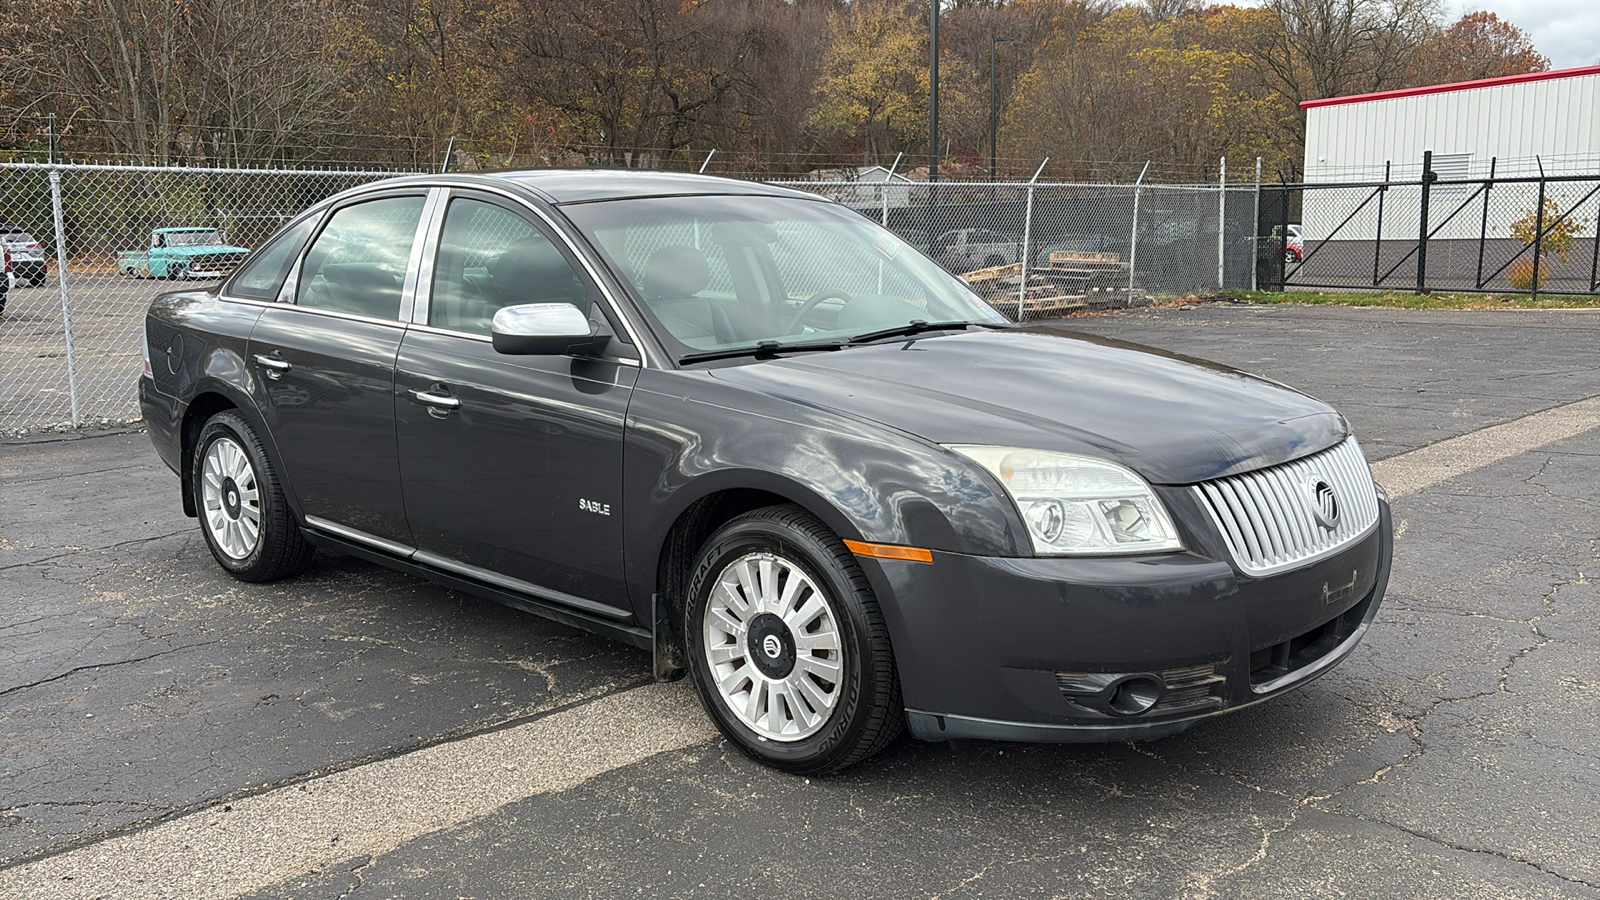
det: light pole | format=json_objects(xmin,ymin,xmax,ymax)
[
  {"xmin": 929, "ymin": 0, "xmax": 940, "ymax": 185},
  {"xmin": 990, "ymin": 36, "xmax": 1016, "ymax": 182}
]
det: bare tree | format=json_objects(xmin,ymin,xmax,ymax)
[
  {"xmin": 1, "ymin": 0, "xmax": 344, "ymax": 163},
  {"xmin": 1251, "ymin": 0, "xmax": 1444, "ymax": 104}
]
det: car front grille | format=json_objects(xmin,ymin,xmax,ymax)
[
  {"xmin": 190, "ymin": 252, "xmax": 246, "ymax": 274},
  {"xmin": 1193, "ymin": 437, "xmax": 1379, "ymax": 577}
]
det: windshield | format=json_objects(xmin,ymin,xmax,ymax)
[
  {"xmin": 562, "ymin": 195, "xmax": 1006, "ymax": 359},
  {"xmin": 167, "ymin": 230, "xmax": 223, "ymax": 247}
]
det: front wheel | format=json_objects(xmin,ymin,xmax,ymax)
[
  {"xmin": 192, "ymin": 410, "xmax": 315, "ymax": 582},
  {"xmin": 684, "ymin": 505, "xmax": 902, "ymax": 774}
]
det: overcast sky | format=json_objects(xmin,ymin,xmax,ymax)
[{"xmin": 1452, "ymin": 0, "xmax": 1599, "ymax": 69}]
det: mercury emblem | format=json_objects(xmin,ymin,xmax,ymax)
[{"xmin": 1310, "ymin": 479, "xmax": 1340, "ymax": 530}]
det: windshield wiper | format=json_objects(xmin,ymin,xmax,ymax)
[
  {"xmin": 678, "ymin": 339, "xmax": 847, "ymax": 365},
  {"xmin": 845, "ymin": 319, "xmax": 1011, "ymax": 345}
]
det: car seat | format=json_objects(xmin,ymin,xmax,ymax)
[{"xmin": 639, "ymin": 245, "xmax": 732, "ymax": 342}]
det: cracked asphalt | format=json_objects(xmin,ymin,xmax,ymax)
[{"xmin": 2, "ymin": 304, "xmax": 1598, "ymax": 898}]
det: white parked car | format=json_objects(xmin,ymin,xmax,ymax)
[
  {"xmin": 1, "ymin": 228, "xmax": 49, "ymax": 286},
  {"xmin": 930, "ymin": 228, "xmax": 1020, "ymax": 273}
]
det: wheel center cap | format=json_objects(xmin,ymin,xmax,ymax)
[
  {"xmin": 221, "ymin": 477, "xmax": 242, "ymax": 518},
  {"xmin": 746, "ymin": 613, "xmax": 796, "ymax": 679}
]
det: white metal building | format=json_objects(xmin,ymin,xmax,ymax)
[
  {"xmin": 1298, "ymin": 65, "xmax": 1600, "ymax": 245},
  {"xmin": 1303, "ymin": 64, "xmax": 1600, "ymax": 183}
]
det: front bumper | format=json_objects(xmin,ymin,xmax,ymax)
[{"xmin": 868, "ymin": 500, "xmax": 1391, "ymax": 743}]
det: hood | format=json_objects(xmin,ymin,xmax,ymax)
[{"xmin": 707, "ymin": 328, "xmax": 1345, "ymax": 485}]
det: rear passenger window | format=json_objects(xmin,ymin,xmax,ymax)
[
  {"xmin": 296, "ymin": 196, "xmax": 425, "ymax": 321},
  {"xmin": 229, "ymin": 216, "xmax": 318, "ymax": 301},
  {"xmin": 429, "ymin": 198, "xmax": 587, "ymax": 337}
]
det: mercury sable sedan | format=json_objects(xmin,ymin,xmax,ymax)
[{"xmin": 140, "ymin": 170, "xmax": 1391, "ymax": 774}]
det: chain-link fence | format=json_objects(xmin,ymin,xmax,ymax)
[
  {"xmin": 1260, "ymin": 153, "xmax": 1600, "ymax": 296},
  {"xmin": 773, "ymin": 178, "xmax": 1258, "ymax": 317},
  {"xmin": 0, "ymin": 162, "xmax": 1269, "ymax": 436},
  {"xmin": 1, "ymin": 163, "xmax": 410, "ymax": 436}
]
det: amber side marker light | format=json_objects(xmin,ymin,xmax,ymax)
[{"xmin": 843, "ymin": 540, "xmax": 934, "ymax": 564}]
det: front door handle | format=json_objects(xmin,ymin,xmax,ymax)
[
  {"xmin": 409, "ymin": 387, "xmax": 462, "ymax": 412},
  {"xmin": 252, "ymin": 353, "xmax": 291, "ymax": 378}
]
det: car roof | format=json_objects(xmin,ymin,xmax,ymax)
[
  {"xmin": 485, "ymin": 169, "xmax": 822, "ymax": 204},
  {"xmin": 339, "ymin": 169, "xmax": 823, "ymax": 206}
]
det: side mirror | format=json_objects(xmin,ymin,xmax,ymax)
[{"xmin": 491, "ymin": 303, "xmax": 609, "ymax": 356}]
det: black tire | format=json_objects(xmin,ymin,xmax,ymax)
[
  {"xmin": 168, "ymin": 263, "xmax": 188, "ymax": 281},
  {"xmin": 683, "ymin": 505, "xmax": 902, "ymax": 774},
  {"xmin": 191, "ymin": 410, "xmax": 315, "ymax": 582},
  {"xmin": 29, "ymin": 274, "xmax": 45, "ymax": 287}
]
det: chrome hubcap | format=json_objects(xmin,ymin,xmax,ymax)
[
  {"xmin": 201, "ymin": 437, "xmax": 261, "ymax": 560},
  {"xmin": 703, "ymin": 552, "xmax": 842, "ymax": 741}
]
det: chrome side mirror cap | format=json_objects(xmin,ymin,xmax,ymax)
[{"xmin": 491, "ymin": 303, "xmax": 609, "ymax": 356}]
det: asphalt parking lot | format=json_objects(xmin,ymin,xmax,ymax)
[{"xmin": 2, "ymin": 304, "xmax": 1598, "ymax": 898}]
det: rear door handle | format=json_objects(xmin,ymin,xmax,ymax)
[
  {"xmin": 409, "ymin": 388, "xmax": 461, "ymax": 411},
  {"xmin": 252, "ymin": 353, "xmax": 291, "ymax": 377}
]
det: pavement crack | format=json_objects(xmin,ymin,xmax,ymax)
[
  {"xmin": 1179, "ymin": 807, "xmax": 1303, "ymax": 899},
  {"xmin": 0, "ymin": 530, "xmax": 192, "ymax": 572},
  {"xmin": 1318, "ymin": 808, "xmax": 1600, "ymax": 891},
  {"xmin": 0, "ymin": 641, "xmax": 219, "ymax": 699}
]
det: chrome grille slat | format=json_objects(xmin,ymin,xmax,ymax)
[{"xmin": 1194, "ymin": 437, "xmax": 1380, "ymax": 577}]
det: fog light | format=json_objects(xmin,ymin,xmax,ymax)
[{"xmin": 1106, "ymin": 675, "xmax": 1163, "ymax": 715}]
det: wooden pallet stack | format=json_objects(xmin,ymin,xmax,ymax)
[{"xmin": 959, "ymin": 251, "xmax": 1133, "ymax": 316}]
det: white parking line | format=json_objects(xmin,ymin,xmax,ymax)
[
  {"xmin": 1371, "ymin": 395, "xmax": 1600, "ymax": 498},
  {"xmin": 0, "ymin": 682, "xmax": 716, "ymax": 900}
]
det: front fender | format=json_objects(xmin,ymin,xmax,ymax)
[{"xmin": 621, "ymin": 369, "xmax": 1028, "ymax": 612}]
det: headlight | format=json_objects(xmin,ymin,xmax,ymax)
[{"xmin": 947, "ymin": 446, "xmax": 1183, "ymax": 556}]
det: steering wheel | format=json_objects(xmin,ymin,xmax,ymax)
[{"xmin": 783, "ymin": 289, "xmax": 854, "ymax": 333}]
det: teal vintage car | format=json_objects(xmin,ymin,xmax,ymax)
[{"xmin": 118, "ymin": 227, "xmax": 251, "ymax": 280}]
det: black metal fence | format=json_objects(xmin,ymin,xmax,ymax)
[{"xmin": 1258, "ymin": 152, "xmax": 1600, "ymax": 298}]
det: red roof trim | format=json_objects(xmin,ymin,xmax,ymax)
[{"xmin": 1300, "ymin": 64, "xmax": 1600, "ymax": 109}]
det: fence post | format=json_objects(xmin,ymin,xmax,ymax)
[
  {"xmin": 1531, "ymin": 156, "xmax": 1546, "ymax": 302},
  {"xmin": 882, "ymin": 152, "xmax": 903, "ymax": 227},
  {"xmin": 1251, "ymin": 157, "xmax": 1261, "ymax": 292},
  {"xmin": 1373, "ymin": 160, "xmax": 1390, "ymax": 287},
  {"xmin": 1416, "ymin": 150, "xmax": 1434, "ymax": 294},
  {"xmin": 699, "ymin": 149, "xmax": 716, "ymax": 173},
  {"xmin": 1016, "ymin": 158, "xmax": 1048, "ymax": 321},
  {"xmin": 1127, "ymin": 161, "xmax": 1150, "ymax": 303},
  {"xmin": 1217, "ymin": 156, "xmax": 1227, "ymax": 289},
  {"xmin": 1476, "ymin": 157, "xmax": 1496, "ymax": 289},
  {"xmin": 1590, "ymin": 184, "xmax": 1600, "ymax": 294},
  {"xmin": 47, "ymin": 167, "xmax": 82, "ymax": 428}
]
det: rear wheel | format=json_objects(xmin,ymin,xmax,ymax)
[
  {"xmin": 684, "ymin": 505, "xmax": 902, "ymax": 774},
  {"xmin": 192, "ymin": 410, "xmax": 314, "ymax": 582}
]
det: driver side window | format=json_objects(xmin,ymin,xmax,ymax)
[{"xmin": 429, "ymin": 198, "xmax": 587, "ymax": 337}]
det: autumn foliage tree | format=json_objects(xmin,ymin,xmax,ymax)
[{"xmin": 0, "ymin": 0, "xmax": 1555, "ymax": 177}]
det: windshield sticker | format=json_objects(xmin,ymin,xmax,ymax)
[{"xmin": 874, "ymin": 234, "xmax": 901, "ymax": 259}]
